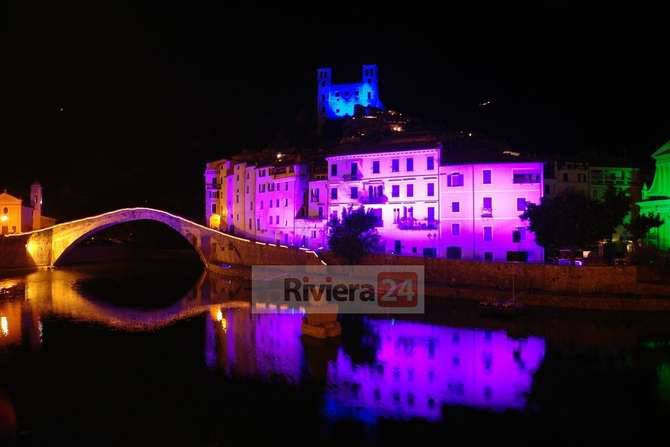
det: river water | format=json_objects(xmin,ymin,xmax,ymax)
[{"xmin": 1, "ymin": 261, "xmax": 670, "ymax": 445}]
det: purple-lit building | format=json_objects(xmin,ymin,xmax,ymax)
[
  {"xmin": 205, "ymin": 143, "xmax": 545, "ymax": 262},
  {"xmin": 439, "ymin": 162, "xmax": 544, "ymax": 262}
]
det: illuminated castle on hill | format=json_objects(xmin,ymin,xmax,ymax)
[{"xmin": 317, "ymin": 64, "xmax": 384, "ymax": 129}]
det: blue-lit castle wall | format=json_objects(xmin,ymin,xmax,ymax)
[{"xmin": 317, "ymin": 64, "xmax": 384, "ymax": 124}]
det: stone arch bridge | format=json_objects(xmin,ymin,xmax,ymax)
[{"xmin": 0, "ymin": 207, "xmax": 323, "ymax": 270}]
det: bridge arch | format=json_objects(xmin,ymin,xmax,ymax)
[{"xmin": 50, "ymin": 208, "xmax": 211, "ymax": 267}]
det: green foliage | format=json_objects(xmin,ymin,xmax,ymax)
[
  {"xmin": 521, "ymin": 189, "xmax": 630, "ymax": 253},
  {"xmin": 626, "ymin": 213, "xmax": 664, "ymax": 244},
  {"xmin": 328, "ymin": 206, "xmax": 380, "ymax": 264}
]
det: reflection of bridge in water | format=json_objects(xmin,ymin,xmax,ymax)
[{"xmin": 1, "ymin": 269, "xmax": 546, "ymax": 421}]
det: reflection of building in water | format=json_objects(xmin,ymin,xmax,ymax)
[
  {"xmin": 206, "ymin": 308, "xmax": 304, "ymax": 382},
  {"xmin": 326, "ymin": 321, "xmax": 545, "ymax": 420},
  {"xmin": 0, "ymin": 300, "xmax": 42, "ymax": 350},
  {"xmin": 206, "ymin": 310, "xmax": 546, "ymax": 421}
]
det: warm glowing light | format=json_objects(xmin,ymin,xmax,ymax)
[
  {"xmin": 209, "ymin": 213, "xmax": 221, "ymax": 229},
  {"xmin": 0, "ymin": 317, "xmax": 8, "ymax": 337},
  {"xmin": 25, "ymin": 240, "xmax": 36, "ymax": 254},
  {"xmin": 0, "ymin": 215, "xmax": 7, "ymax": 223},
  {"xmin": 216, "ymin": 309, "xmax": 223, "ymax": 322},
  {"xmin": 221, "ymin": 317, "xmax": 228, "ymax": 331}
]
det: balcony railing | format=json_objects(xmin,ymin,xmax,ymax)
[
  {"xmin": 481, "ymin": 208, "xmax": 493, "ymax": 218},
  {"xmin": 359, "ymin": 194, "xmax": 387, "ymax": 204},
  {"xmin": 397, "ymin": 217, "xmax": 438, "ymax": 230}
]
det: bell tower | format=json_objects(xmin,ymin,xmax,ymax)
[{"xmin": 30, "ymin": 181, "xmax": 42, "ymax": 230}]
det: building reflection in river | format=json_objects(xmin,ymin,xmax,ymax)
[
  {"xmin": 2, "ymin": 268, "xmax": 545, "ymax": 422},
  {"xmin": 207, "ymin": 308, "xmax": 546, "ymax": 421}
]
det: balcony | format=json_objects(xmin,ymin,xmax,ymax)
[
  {"xmin": 397, "ymin": 217, "xmax": 438, "ymax": 230},
  {"xmin": 481, "ymin": 208, "xmax": 493, "ymax": 218},
  {"xmin": 360, "ymin": 194, "xmax": 387, "ymax": 204}
]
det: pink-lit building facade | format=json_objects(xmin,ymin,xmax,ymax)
[{"xmin": 205, "ymin": 144, "xmax": 545, "ymax": 262}]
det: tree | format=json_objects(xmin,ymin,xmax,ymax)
[
  {"xmin": 625, "ymin": 213, "xmax": 664, "ymax": 246},
  {"xmin": 521, "ymin": 191, "xmax": 629, "ymax": 254},
  {"xmin": 328, "ymin": 206, "xmax": 380, "ymax": 264}
]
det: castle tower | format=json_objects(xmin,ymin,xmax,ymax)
[
  {"xmin": 361, "ymin": 64, "xmax": 381, "ymax": 108},
  {"xmin": 30, "ymin": 181, "xmax": 42, "ymax": 230},
  {"xmin": 316, "ymin": 67, "xmax": 332, "ymax": 131}
]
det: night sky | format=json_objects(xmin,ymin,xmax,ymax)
[{"xmin": 4, "ymin": 1, "xmax": 669, "ymax": 221}]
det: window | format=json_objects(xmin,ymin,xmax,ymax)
[
  {"xmin": 331, "ymin": 188, "xmax": 338, "ymax": 200},
  {"xmin": 513, "ymin": 171, "xmax": 542, "ymax": 184},
  {"xmin": 236, "ymin": 195, "xmax": 239, "ymax": 204},
  {"xmin": 285, "ymin": 198, "xmax": 289, "ymax": 207},
  {"xmin": 544, "ymin": 184, "xmax": 551, "ymax": 195},
  {"xmin": 447, "ymin": 173, "xmax": 464, "ymax": 187},
  {"xmin": 394, "ymin": 240, "xmax": 402, "ymax": 254},
  {"xmin": 257, "ymin": 218, "xmax": 260, "ymax": 230},
  {"xmin": 427, "ymin": 156, "xmax": 435, "ymax": 170},
  {"xmin": 246, "ymin": 185, "xmax": 249, "ymax": 193},
  {"xmin": 351, "ymin": 186, "xmax": 358, "ymax": 199},
  {"xmin": 406, "ymin": 158, "xmax": 414, "ymax": 172},
  {"xmin": 484, "ymin": 252, "xmax": 493, "ymax": 262},
  {"xmin": 373, "ymin": 160, "xmax": 380, "ymax": 174},
  {"xmin": 423, "ymin": 248, "xmax": 437, "ymax": 258},
  {"xmin": 268, "ymin": 216, "xmax": 272, "ymax": 224},
  {"xmin": 563, "ymin": 173, "xmax": 569, "ymax": 182},
  {"xmin": 260, "ymin": 201, "xmax": 264, "ymax": 209},
  {"xmin": 276, "ymin": 216, "xmax": 279, "ymax": 224},
  {"xmin": 506, "ymin": 251, "xmax": 528, "ymax": 262},
  {"xmin": 249, "ymin": 218, "xmax": 252, "ymax": 229},
  {"xmin": 484, "ymin": 226, "xmax": 492, "ymax": 241},
  {"xmin": 427, "ymin": 183, "xmax": 435, "ymax": 196},
  {"xmin": 331, "ymin": 164, "xmax": 338, "ymax": 176},
  {"xmin": 512, "ymin": 230, "xmax": 521, "ymax": 243},
  {"xmin": 318, "ymin": 207, "xmax": 323, "ymax": 219},
  {"xmin": 483, "ymin": 170, "xmax": 491, "ymax": 184},
  {"xmin": 211, "ymin": 203, "xmax": 217, "ymax": 214},
  {"xmin": 452, "ymin": 202, "xmax": 460, "ymax": 212},
  {"xmin": 428, "ymin": 207, "xmax": 435, "ymax": 222},
  {"xmin": 276, "ymin": 199, "xmax": 279, "ymax": 208},
  {"xmin": 447, "ymin": 247, "xmax": 462, "ymax": 260},
  {"xmin": 482, "ymin": 197, "xmax": 492, "ymax": 217},
  {"xmin": 310, "ymin": 188, "xmax": 320, "ymax": 202},
  {"xmin": 270, "ymin": 200, "xmax": 273, "ymax": 208},
  {"xmin": 369, "ymin": 208, "xmax": 383, "ymax": 227},
  {"xmin": 392, "ymin": 185, "xmax": 400, "ymax": 197},
  {"xmin": 452, "ymin": 224, "xmax": 460, "ymax": 236},
  {"xmin": 351, "ymin": 163, "xmax": 358, "ymax": 176},
  {"xmin": 517, "ymin": 198, "xmax": 527, "ymax": 211},
  {"xmin": 312, "ymin": 230, "xmax": 317, "ymax": 239},
  {"xmin": 285, "ymin": 183, "xmax": 289, "ymax": 191},
  {"xmin": 392, "ymin": 159, "xmax": 400, "ymax": 172},
  {"xmin": 407, "ymin": 184, "xmax": 414, "ymax": 197}
]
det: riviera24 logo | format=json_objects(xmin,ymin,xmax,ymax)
[{"xmin": 252, "ymin": 266, "xmax": 424, "ymax": 314}]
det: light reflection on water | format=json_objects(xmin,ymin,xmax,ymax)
[{"xmin": 0, "ymin": 267, "xmax": 546, "ymax": 423}]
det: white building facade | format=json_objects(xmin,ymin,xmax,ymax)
[{"xmin": 205, "ymin": 146, "xmax": 546, "ymax": 262}]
